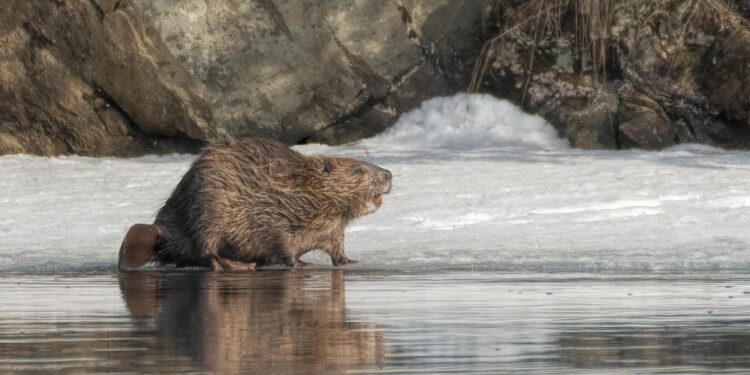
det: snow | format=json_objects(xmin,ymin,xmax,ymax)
[
  {"xmin": 358, "ymin": 93, "xmax": 568, "ymax": 151},
  {"xmin": 2, "ymin": 93, "xmax": 750, "ymax": 272}
]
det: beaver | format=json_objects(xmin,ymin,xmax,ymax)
[{"xmin": 118, "ymin": 138, "xmax": 391, "ymax": 271}]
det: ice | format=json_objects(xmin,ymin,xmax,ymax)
[{"xmin": 2, "ymin": 94, "xmax": 750, "ymax": 272}]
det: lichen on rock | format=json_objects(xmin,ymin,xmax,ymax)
[{"xmin": 475, "ymin": 0, "xmax": 750, "ymax": 150}]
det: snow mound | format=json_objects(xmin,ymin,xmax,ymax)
[{"xmin": 361, "ymin": 93, "xmax": 569, "ymax": 151}]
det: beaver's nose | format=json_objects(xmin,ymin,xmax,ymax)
[{"xmin": 382, "ymin": 169, "xmax": 392, "ymax": 181}]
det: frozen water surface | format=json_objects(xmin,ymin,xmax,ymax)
[
  {"xmin": 2, "ymin": 93, "xmax": 749, "ymax": 272},
  {"xmin": 3, "ymin": 94, "xmax": 750, "ymax": 373}
]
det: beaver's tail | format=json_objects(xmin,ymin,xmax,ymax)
[{"xmin": 118, "ymin": 224, "xmax": 161, "ymax": 271}]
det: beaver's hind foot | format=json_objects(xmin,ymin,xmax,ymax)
[
  {"xmin": 290, "ymin": 259, "xmax": 313, "ymax": 268},
  {"xmin": 209, "ymin": 256, "xmax": 257, "ymax": 272}
]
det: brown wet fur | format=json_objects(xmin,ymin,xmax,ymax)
[{"xmin": 118, "ymin": 138, "xmax": 391, "ymax": 271}]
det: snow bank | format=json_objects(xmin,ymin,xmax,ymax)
[
  {"xmin": 2, "ymin": 94, "xmax": 750, "ymax": 272},
  {"xmin": 360, "ymin": 93, "xmax": 569, "ymax": 151}
]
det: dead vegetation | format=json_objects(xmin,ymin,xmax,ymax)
[
  {"xmin": 466, "ymin": 0, "xmax": 750, "ymax": 150},
  {"xmin": 468, "ymin": 0, "xmax": 727, "ymax": 94},
  {"xmin": 470, "ymin": 0, "xmax": 621, "ymax": 93}
]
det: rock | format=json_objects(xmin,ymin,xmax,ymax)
[
  {"xmin": 542, "ymin": 86, "xmax": 620, "ymax": 150},
  {"xmin": 306, "ymin": 103, "xmax": 397, "ymax": 145},
  {"xmin": 1, "ymin": 0, "xmax": 217, "ymax": 156},
  {"xmin": 132, "ymin": 0, "xmax": 485, "ymax": 144},
  {"xmin": 478, "ymin": 0, "xmax": 750, "ymax": 150},
  {"xmin": 0, "ymin": 134, "xmax": 24, "ymax": 154},
  {"xmin": 736, "ymin": 0, "xmax": 750, "ymax": 18},
  {"xmin": 1, "ymin": 0, "xmax": 488, "ymax": 156},
  {"xmin": 617, "ymin": 85, "xmax": 677, "ymax": 149},
  {"xmin": 6, "ymin": 0, "xmax": 750, "ymax": 155},
  {"xmin": 700, "ymin": 27, "xmax": 750, "ymax": 129},
  {"xmin": 480, "ymin": 30, "xmax": 619, "ymax": 149}
]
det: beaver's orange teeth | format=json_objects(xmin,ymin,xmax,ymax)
[{"xmin": 374, "ymin": 195, "xmax": 383, "ymax": 205}]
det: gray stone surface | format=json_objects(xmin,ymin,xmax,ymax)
[
  {"xmin": 133, "ymin": 0, "xmax": 485, "ymax": 144},
  {"xmin": 5, "ymin": 0, "xmax": 750, "ymax": 155},
  {"xmin": 0, "ymin": 0, "xmax": 486, "ymax": 156},
  {"xmin": 1, "ymin": 0, "xmax": 216, "ymax": 156}
]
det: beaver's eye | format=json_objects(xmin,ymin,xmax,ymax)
[{"xmin": 354, "ymin": 167, "xmax": 365, "ymax": 174}]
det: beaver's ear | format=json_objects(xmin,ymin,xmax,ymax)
[{"xmin": 319, "ymin": 159, "xmax": 333, "ymax": 175}]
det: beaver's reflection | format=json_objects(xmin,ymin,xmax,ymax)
[{"xmin": 119, "ymin": 270, "xmax": 385, "ymax": 373}]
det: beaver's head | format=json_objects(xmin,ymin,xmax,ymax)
[{"xmin": 314, "ymin": 157, "xmax": 392, "ymax": 219}]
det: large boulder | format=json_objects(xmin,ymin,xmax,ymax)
[
  {"xmin": 0, "ymin": 0, "xmax": 487, "ymax": 156},
  {"xmin": 477, "ymin": 0, "xmax": 750, "ymax": 150},
  {"xmin": 134, "ymin": 0, "xmax": 485, "ymax": 144},
  {"xmin": 1, "ymin": 0, "xmax": 216, "ymax": 156}
]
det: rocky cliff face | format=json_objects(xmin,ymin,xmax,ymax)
[
  {"xmin": 3, "ymin": 0, "xmax": 750, "ymax": 156},
  {"xmin": 0, "ymin": 0, "xmax": 486, "ymax": 156},
  {"xmin": 134, "ymin": 0, "xmax": 485, "ymax": 145},
  {"xmin": 1, "ymin": 0, "xmax": 217, "ymax": 156},
  {"xmin": 475, "ymin": 0, "xmax": 750, "ymax": 150}
]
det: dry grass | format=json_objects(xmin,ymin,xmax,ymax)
[
  {"xmin": 469, "ymin": 0, "xmax": 745, "ymax": 94},
  {"xmin": 467, "ymin": 0, "xmax": 740, "ymax": 95},
  {"xmin": 468, "ymin": 0, "xmax": 620, "ymax": 93},
  {"xmin": 575, "ymin": 0, "xmax": 617, "ymax": 71}
]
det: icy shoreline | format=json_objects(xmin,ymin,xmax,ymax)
[{"xmin": 2, "ymin": 94, "xmax": 750, "ymax": 272}]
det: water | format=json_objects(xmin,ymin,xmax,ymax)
[
  {"xmin": 4, "ymin": 94, "xmax": 750, "ymax": 373},
  {"xmin": 2, "ymin": 270, "xmax": 750, "ymax": 374}
]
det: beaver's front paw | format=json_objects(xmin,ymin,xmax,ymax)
[{"xmin": 332, "ymin": 256, "xmax": 358, "ymax": 267}]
